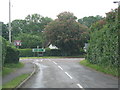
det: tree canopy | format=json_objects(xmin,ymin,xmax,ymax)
[
  {"xmin": 44, "ymin": 12, "xmax": 89, "ymax": 55},
  {"xmin": 78, "ymin": 15, "xmax": 103, "ymax": 28}
]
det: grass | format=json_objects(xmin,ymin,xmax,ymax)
[
  {"xmin": 20, "ymin": 55, "xmax": 85, "ymax": 59},
  {"xmin": 2, "ymin": 74, "xmax": 30, "ymax": 88},
  {"xmin": 2, "ymin": 62, "xmax": 24, "ymax": 76},
  {"xmin": 80, "ymin": 60, "xmax": 118, "ymax": 77}
]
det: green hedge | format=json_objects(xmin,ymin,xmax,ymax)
[
  {"xmin": 1, "ymin": 37, "xmax": 7, "ymax": 66},
  {"xmin": 19, "ymin": 48, "xmax": 84, "ymax": 57},
  {"xmin": 5, "ymin": 46, "xmax": 19, "ymax": 64},
  {"xmin": 44, "ymin": 48, "xmax": 62, "ymax": 56},
  {"xmin": 18, "ymin": 49, "xmax": 33, "ymax": 57},
  {"xmin": 1, "ymin": 37, "xmax": 20, "ymax": 65},
  {"xmin": 87, "ymin": 9, "xmax": 119, "ymax": 68},
  {"xmin": 19, "ymin": 48, "xmax": 62, "ymax": 57}
]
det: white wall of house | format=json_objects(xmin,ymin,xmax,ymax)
[{"xmin": 49, "ymin": 44, "xmax": 58, "ymax": 49}]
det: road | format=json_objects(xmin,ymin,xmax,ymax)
[{"xmin": 20, "ymin": 58, "xmax": 118, "ymax": 89}]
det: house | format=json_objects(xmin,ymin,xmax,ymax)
[{"xmin": 48, "ymin": 44, "xmax": 58, "ymax": 49}]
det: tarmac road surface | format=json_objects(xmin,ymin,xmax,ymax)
[{"xmin": 21, "ymin": 58, "xmax": 118, "ymax": 88}]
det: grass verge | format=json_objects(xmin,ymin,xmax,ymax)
[
  {"xmin": 2, "ymin": 62, "xmax": 24, "ymax": 76},
  {"xmin": 2, "ymin": 74, "xmax": 29, "ymax": 88},
  {"xmin": 20, "ymin": 55, "xmax": 85, "ymax": 59},
  {"xmin": 80, "ymin": 60, "xmax": 118, "ymax": 77}
]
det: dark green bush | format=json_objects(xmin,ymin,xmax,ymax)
[
  {"xmin": 1, "ymin": 37, "xmax": 7, "ymax": 66},
  {"xmin": 44, "ymin": 48, "xmax": 62, "ymax": 56},
  {"xmin": 5, "ymin": 46, "xmax": 19, "ymax": 64},
  {"xmin": 19, "ymin": 49, "xmax": 33, "ymax": 57},
  {"xmin": 87, "ymin": 9, "xmax": 119, "ymax": 68}
]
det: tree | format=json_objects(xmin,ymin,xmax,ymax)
[
  {"xmin": 2, "ymin": 22, "xmax": 9, "ymax": 40},
  {"xmin": 78, "ymin": 15, "xmax": 103, "ymax": 28},
  {"xmin": 87, "ymin": 9, "xmax": 119, "ymax": 68},
  {"xmin": 15, "ymin": 33, "xmax": 42, "ymax": 49},
  {"xmin": 11, "ymin": 14, "xmax": 52, "ymax": 44},
  {"xmin": 24, "ymin": 14, "xmax": 53, "ymax": 34},
  {"xmin": 11, "ymin": 20, "xmax": 26, "ymax": 37},
  {"xmin": 44, "ymin": 12, "xmax": 89, "ymax": 55}
]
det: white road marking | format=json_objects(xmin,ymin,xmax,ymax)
[
  {"xmin": 77, "ymin": 84, "xmax": 83, "ymax": 88},
  {"xmin": 65, "ymin": 72, "xmax": 73, "ymax": 79},
  {"xmin": 41, "ymin": 60, "xmax": 43, "ymax": 62},
  {"xmin": 58, "ymin": 66, "xmax": 63, "ymax": 70},
  {"xmin": 36, "ymin": 60, "xmax": 39, "ymax": 62},
  {"xmin": 53, "ymin": 61, "xmax": 57, "ymax": 65}
]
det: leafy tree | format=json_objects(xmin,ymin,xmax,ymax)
[
  {"xmin": 24, "ymin": 14, "xmax": 53, "ymax": 34},
  {"xmin": 11, "ymin": 20, "xmax": 26, "ymax": 37},
  {"xmin": 78, "ymin": 15, "xmax": 103, "ymax": 28},
  {"xmin": 44, "ymin": 12, "xmax": 89, "ymax": 55},
  {"xmin": 15, "ymin": 33, "xmax": 42, "ymax": 49},
  {"xmin": 11, "ymin": 14, "xmax": 52, "ymax": 45},
  {"xmin": 2, "ymin": 23, "xmax": 9, "ymax": 40},
  {"xmin": 87, "ymin": 9, "xmax": 119, "ymax": 68}
]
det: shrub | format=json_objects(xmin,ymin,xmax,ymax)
[
  {"xmin": 1, "ymin": 37, "xmax": 7, "ymax": 66},
  {"xmin": 18, "ymin": 49, "xmax": 33, "ymax": 57},
  {"xmin": 44, "ymin": 48, "xmax": 62, "ymax": 56},
  {"xmin": 87, "ymin": 9, "xmax": 119, "ymax": 68},
  {"xmin": 5, "ymin": 46, "xmax": 19, "ymax": 64}
]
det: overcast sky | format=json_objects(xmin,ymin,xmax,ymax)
[{"xmin": 0, "ymin": 0, "xmax": 118, "ymax": 23}]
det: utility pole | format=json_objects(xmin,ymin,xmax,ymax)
[{"xmin": 9, "ymin": 0, "xmax": 12, "ymax": 43}]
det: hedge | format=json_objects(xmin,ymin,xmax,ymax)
[
  {"xmin": 18, "ymin": 49, "xmax": 33, "ymax": 57},
  {"xmin": 87, "ymin": 9, "xmax": 119, "ymax": 68},
  {"xmin": 1, "ymin": 37, "xmax": 20, "ymax": 65},
  {"xmin": 44, "ymin": 48, "xmax": 62, "ymax": 56},
  {"xmin": 18, "ymin": 48, "xmax": 62, "ymax": 57},
  {"xmin": 1, "ymin": 37, "xmax": 7, "ymax": 66},
  {"xmin": 5, "ymin": 46, "xmax": 19, "ymax": 64}
]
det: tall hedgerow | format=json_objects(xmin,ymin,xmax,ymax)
[{"xmin": 87, "ymin": 9, "xmax": 119, "ymax": 68}]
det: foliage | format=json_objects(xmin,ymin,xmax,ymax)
[
  {"xmin": 44, "ymin": 11, "xmax": 89, "ymax": 55},
  {"xmin": 2, "ymin": 23, "xmax": 9, "ymax": 40},
  {"xmin": 11, "ymin": 20, "xmax": 26, "ymax": 37},
  {"xmin": 15, "ymin": 33, "xmax": 42, "ymax": 49},
  {"xmin": 87, "ymin": 9, "xmax": 119, "ymax": 69},
  {"xmin": 2, "ymin": 74, "xmax": 29, "ymax": 88},
  {"xmin": 44, "ymin": 48, "xmax": 62, "ymax": 56},
  {"xmin": 2, "ymin": 62, "xmax": 24, "ymax": 76},
  {"xmin": 80, "ymin": 60, "xmax": 118, "ymax": 77},
  {"xmin": 1, "ymin": 37, "xmax": 7, "ymax": 66},
  {"xmin": 2, "ymin": 14, "xmax": 53, "ymax": 49},
  {"xmin": 18, "ymin": 49, "xmax": 33, "ymax": 57},
  {"xmin": 78, "ymin": 15, "xmax": 103, "ymax": 28},
  {"xmin": 5, "ymin": 46, "xmax": 19, "ymax": 64}
]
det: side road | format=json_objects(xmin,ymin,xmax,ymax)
[{"xmin": 2, "ymin": 61, "xmax": 36, "ymax": 86}]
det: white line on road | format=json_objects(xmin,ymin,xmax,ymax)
[
  {"xmin": 53, "ymin": 61, "xmax": 57, "ymax": 65},
  {"xmin": 58, "ymin": 66, "xmax": 63, "ymax": 70},
  {"xmin": 36, "ymin": 60, "xmax": 39, "ymax": 62},
  {"xmin": 41, "ymin": 60, "xmax": 43, "ymax": 62},
  {"xmin": 77, "ymin": 84, "xmax": 83, "ymax": 88},
  {"xmin": 65, "ymin": 72, "xmax": 73, "ymax": 79}
]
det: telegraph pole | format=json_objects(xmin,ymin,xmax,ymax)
[{"xmin": 9, "ymin": 0, "xmax": 12, "ymax": 43}]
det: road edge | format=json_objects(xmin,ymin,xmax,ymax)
[{"xmin": 15, "ymin": 62, "xmax": 37, "ymax": 88}]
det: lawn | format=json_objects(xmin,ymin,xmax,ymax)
[
  {"xmin": 20, "ymin": 55, "xmax": 85, "ymax": 59},
  {"xmin": 2, "ymin": 74, "xmax": 29, "ymax": 88},
  {"xmin": 2, "ymin": 62, "xmax": 24, "ymax": 76},
  {"xmin": 80, "ymin": 60, "xmax": 118, "ymax": 77}
]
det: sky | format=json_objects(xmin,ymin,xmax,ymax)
[{"xmin": 0, "ymin": 0, "xmax": 118, "ymax": 23}]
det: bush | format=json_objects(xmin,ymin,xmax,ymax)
[
  {"xmin": 44, "ymin": 48, "xmax": 62, "ymax": 56},
  {"xmin": 1, "ymin": 37, "xmax": 7, "ymax": 66},
  {"xmin": 19, "ymin": 49, "xmax": 33, "ymax": 57},
  {"xmin": 87, "ymin": 9, "xmax": 119, "ymax": 68},
  {"xmin": 5, "ymin": 46, "xmax": 19, "ymax": 64}
]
